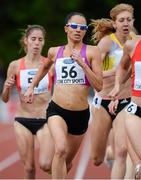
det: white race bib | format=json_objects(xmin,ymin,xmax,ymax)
[
  {"xmin": 20, "ymin": 69, "xmax": 49, "ymax": 94},
  {"xmin": 134, "ymin": 62, "xmax": 141, "ymax": 91},
  {"xmin": 125, "ymin": 101, "xmax": 137, "ymax": 114},
  {"xmin": 55, "ymin": 57, "xmax": 85, "ymax": 84},
  {"xmin": 92, "ymin": 93, "xmax": 102, "ymax": 109}
]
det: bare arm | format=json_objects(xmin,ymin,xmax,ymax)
[
  {"xmin": 108, "ymin": 43, "xmax": 131, "ymax": 98},
  {"xmin": 2, "ymin": 61, "xmax": 16, "ymax": 102},
  {"xmin": 24, "ymin": 47, "xmax": 55, "ymax": 102},
  {"xmin": 71, "ymin": 46, "xmax": 103, "ymax": 92},
  {"xmin": 28, "ymin": 48, "xmax": 54, "ymax": 90},
  {"xmin": 86, "ymin": 46, "xmax": 103, "ymax": 91},
  {"xmin": 98, "ymin": 36, "xmax": 114, "ymax": 77}
]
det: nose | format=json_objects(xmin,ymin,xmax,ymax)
[
  {"xmin": 76, "ymin": 26, "xmax": 81, "ymax": 31},
  {"xmin": 35, "ymin": 39, "xmax": 39, "ymax": 45},
  {"xmin": 123, "ymin": 20, "xmax": 129, "ymax": 26}
]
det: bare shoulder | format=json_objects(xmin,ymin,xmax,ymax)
[
  {"xmin": 86, "ymin": 45, "xmax": 101, "ymax": 63},
  {"xmin": 48, "ymin": 46, "xmax": 62, "ymax": 61},
  {"xmin": 125, "ymin": 37, "xmax": 140, "ymax": 52},
  {"xmin": 6, "ymin": 59, "xmax": 20, "ymax": 76},
  {"xmin": 8, "ymin": 59, "xmax": 20, "ymax": 70},
  {"xmin": 87, "ymin": 45, "xmax": 100, "ymax": 55},
  {"xmin": 97, "ymin": 35, "xmax": 112, "ymax": 53}
]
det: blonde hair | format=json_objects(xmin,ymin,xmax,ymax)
[
  {"xmin": 110, "ymin": 3, "xmax": 134, "ymax": 21},
  {"xmin": 91, "ymin": 18, "xmax": 114, "ymax": 44},
  {"xmin": 90, "ymin": 3, "xmax": 134, "ymax": 44}
]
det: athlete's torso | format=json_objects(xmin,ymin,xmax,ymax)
[
  {"xmin": 52, "ymin": 44, "xmax": 91, "ymax": 110},
  {"xmin": 131, "ymin": 39, "xmax": 141, "ymax": 97},
  {"xmin": 15, "ymin": 57, "xmax": 52, "ymax": 118},
  {"xmin": 99, "ymin": 33, "xmax": 131, "ymax": 98}
]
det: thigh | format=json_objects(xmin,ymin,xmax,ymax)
[
  {"xmin": 113, "ymin": 111, "xmax": 127, "ymax": 150},
  {"xmin": 36, "ymin": 123, "xmax": 54, "ymax": 163},
  {"xmin": 14, "ymin": 121, "xmax": 34, "ymax": 164},
  {"xmin": 48, "ymin": 115, "xmax": 68, "ymax": 149},
  {"xmin": 91, "ymin": 105, "xmax": 112, "ymax": 154},
  {"xmin": 66, "ymin": 133, "xmax": 84, "ymax": 164},
  {"xmin": 125, "ymin": 113, "xmax": 141, "ymax": 159}
]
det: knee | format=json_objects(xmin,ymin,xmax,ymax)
[
  {"xmin": 115, "ymin": 145, "xmax": 127, "ymax": 160},
  {"xmin": 55, "ymin": 143, "xmax": 68, "ymax": 159},
  {"xmin": 91, "ymin": 155, "xmax": 103, "ymax": 166},
  {"xmin": 39, "ymin": 160, "xmax": 52, "ymax": 172},
  {"xmin": 93, "ymin": 157, "xmax": 103, "ymax": 166},
  {"xmin": 66, "ymin": 162, "xmax": 73, "ymax": 172},
  {"xmin": 24, "ymin": 165, "xmax": 35, "ymax": 176}
]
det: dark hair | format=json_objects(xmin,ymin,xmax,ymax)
[
  {"xmin": 65, "ymin": 12, "xmax": 87, "ymax": 25},
  {"xmin": 20, "ymin": 25, "xmax": 46, "ymax": 53}
]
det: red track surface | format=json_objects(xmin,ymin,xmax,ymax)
[{"xmin": 0, "ymin": 123, "xmax": 110, "ymax": 179}]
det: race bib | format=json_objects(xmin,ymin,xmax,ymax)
[
  {"xmin": 55, "ymin": 57, "xmax": 85, "ymax": 84},
  {"xmin": 134, "ymin": 62, "xmax": 141, "ymax": 91},
  {"xmin": 92, "ymin": 94, "xmax": 102, "ymax": 109},
  {"xmin": 125, "ymin": 101, "xmax": 137, "ymax": 114},
  {"xmin": 20, "ymin": 69, "xmax": 49, "ymax": 94}
]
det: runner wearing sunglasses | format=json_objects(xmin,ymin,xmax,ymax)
[
  {"xmin": 24, "ymin": 12, "xmax": 103, "ymax": 179},
  {"xmin": 66, "ymin": 23, "xmax": 88, "ymax": 31}
]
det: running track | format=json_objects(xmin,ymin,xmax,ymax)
[{"xmin": 0, "ymin": 123, "xmax": 110, "ymax": 179}]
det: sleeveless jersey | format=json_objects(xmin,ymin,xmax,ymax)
[
  {"xmin": 103, "ymin": 33, "xmax": 123, "ymax": 70},
  {"xmin": 54, "ymin": 44, "xmax": 90, "ymax": 86},
  {"xmin": 16, "ymin": 57, "xmax": 52, "ymax": 94},
  {"xmin": 131, "ymin": 39, "xmax": 141, "ymax": 96}
]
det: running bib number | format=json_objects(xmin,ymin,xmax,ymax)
[
  {"xmin": 125, "ymin": 101, "xmax": 137, "ymax": 114},
  {"xmin": 62, "ymin": 66, "xmax": 77, "ymax": 78},
  {"xmin": 92, "ymin": 94, "xmax": 102, "ymax": 109},
  {"xmin": 56, "ymin": 57, "xmax": 85, "ymax": 84}
]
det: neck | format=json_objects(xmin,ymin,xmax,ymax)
[
  {"xmin": 115, "ymin": 32, "xmax": 129, "ymax": 45},
  {"xmin": 25, "ymin": 53, "xmax": 41, "ymax": 62},
  {"xmin": 67, "ymin": 40, "xmax": 83, "ymax": 50}
]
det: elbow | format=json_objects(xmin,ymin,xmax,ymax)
[
  {"xmin": 95, "ymin": 82, "xmax": 103, "ymax": 92},
  {"xmin": 2, "ymin": 96, "xmax": 9, "ymax": 103},
  {"xmin": 96, "ymin": 84, "xmax": 103, "ymax": 92}
]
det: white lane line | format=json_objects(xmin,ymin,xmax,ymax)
[
  {"xmin": 0, "ymin": 145, "xmax": 39, "ymax": 172},
  {"xmin": 0, "ymin": 151, "xmax": 20, "ymax": 171}
]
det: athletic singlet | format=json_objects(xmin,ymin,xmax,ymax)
[
  {"xmin": 16, "ymin": 57, "xmax": 52, "ymax": 94},
  {"xmin": 54, "ymin": 44, "xmax": 90, "ymax": 86},
  {"xmin": 131, "ymin": 39, "xmax": 141, "ymax": 96},
  {"xmin": 103, "ymin": 33, "xmax": 123, "ymax": 70}
]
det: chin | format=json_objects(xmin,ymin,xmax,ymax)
[{"xmin": 74, "ymin": 39, "xmax": 81, "ymax": 43}]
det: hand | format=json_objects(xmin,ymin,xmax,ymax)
[
  {"xmin": 108, "ymin": 84, "xmax": 120, "ymax": 100},
  {"xmin": 71, "ymin": 49, "xmax": 84, "ymax": 66},
  {"xmin": 108, "ymin": 99, "xmax": 119, "ymax": 115},
  {"xmin": 24, "ymin": 86, "xmax": 34, "ymax": 103},
  {"xmin": 4, "ymin": 75, "xmax": 15, "ymax": 89}
]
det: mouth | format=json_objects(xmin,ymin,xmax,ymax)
[
  {"xmin": 123, "ymin": 28, "xmax": 129, "ymax": 34},
  {"xmin": 74, "ymin": 34, "xmax": 81, "ymax": 39},
  {"xmin": 34, "ymin": 47, "xmax": 39, "ymax": 50}
]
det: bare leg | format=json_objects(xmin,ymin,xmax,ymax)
[
  {"xmin": 111, "ymin": 111, "xmax": 127, "ymax": 179},
  {"xmin": 36, "ymin": 123, "xmax": 54, "ymax": 173},
  {"xmin": 14, "ymin": 121, "xmax": 35, "ymax": 179},
  {"xmin": 127, "ymin": 137, "xmax": 141, "ymax": 179},
  {"xmin": 90, "ymin": 105, "xmax": 112, "ymax": 166}
]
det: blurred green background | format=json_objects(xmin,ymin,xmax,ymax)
[{"xmin": 0, "ymin": 0, "xmax": 140, "ymax": 71}]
